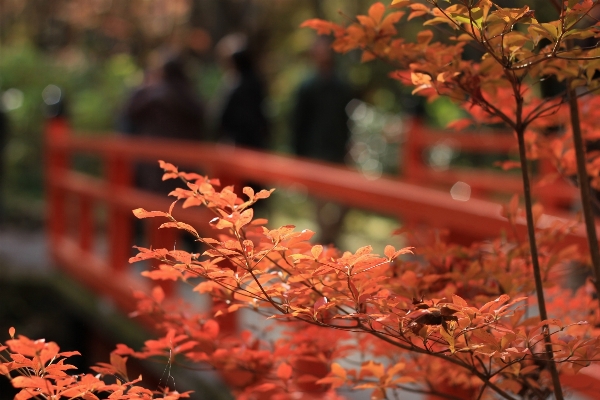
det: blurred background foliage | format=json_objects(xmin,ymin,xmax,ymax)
[
  {"xmin": 0, "ymin": 0, "xmax": 484, "ymax": 250},
  {"xmin": 0, "ymin": 3, "xmax": 573, "ymax": 398},
  {"xmin": 0, "ymin": 0, "xmax": 434, "ymax": 231}
]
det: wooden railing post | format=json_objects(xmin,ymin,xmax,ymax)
[
  {"xmin": 79, "ymin": 194, "xmax": 94, "ymax": 252},
  {"xmin": 538, "ymin": 158, "xmax": 562, "ymax": 210},
  {"xmin": 400, "ymin": 118, "xmax": 425, "ymax": 238},
  {"xmin": 106, "ymin": 153, "xmax": 132, "ymax": 272},
  {"xmin": 45, "ymin": 116, "xmax": 70, "ymax": 256},
  {"xmin": 402, "ymin": 117, "xmax": 425, "ymax": 182}
]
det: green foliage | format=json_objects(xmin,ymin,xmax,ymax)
[{"xmin": 1, "ymin": 45, "xmax": 141, "ymax": 213}]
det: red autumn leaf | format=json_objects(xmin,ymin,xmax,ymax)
[
  {"xmin": 168, "ymin": 250, "xmax": 192, "ymax": 264},
  {"xmin": 151, "ymin": 286, "xmax": 165, "ymax": 304},
  {"xmin": 158, "ymin": 160, "xmax": 178, "ymax": 172},
  {"xmin": 276, "ymin": 362, "xmax": 293, "ymax": 380},
  {"xmin": 141, "ymin": 265, "xmax": 182, "ymax": 281},
  {"xmin": 209, "ymin": 217, "xmax": 233, "ymax": 230},
  {"xmin": 300, "ymin": 19, "xmax": 343, "ymax": 35},
  {"xmin": 236, "ymin": 208, "xmax": 254, "ymax": 230},
  {"xmin": 479, "ymin": 294, "xmax": 511, "ymax": 314},
  {"xmin": 368, "ymin": 2, "xmax": 386, "ymax": 25},
  {"xmin": 9, "ymin": 1, "xmax": 600, "ymax": 397},
  {"xmin": 447, "ymin": 118, "xmax": 473, "ymax": 131},
  {"xmin": 380, "ymin": 12, "xmax": 405, "ymax": 35},
  {"xmin": 359, "ymin": 360, "xmax": 385, "ymax": 379},
  {"xmin": 109, "ymin": 352, "xmax": 128, "ymax": 378},
  {"xmin": 255, "ymin": 188, "xmax": 275, "ymax": 200},
  {"xmin": 452, "ymin": 294, "xmax": 468, "ymax": 307},
  {"xmin": 495, "ymin": 160, "xmax": 521, "ymax": 170},
  {"xmin": 132, "ymin": 208, "xmax": 169, "ymax": 219},
  {"xmin": 159, "ymin": 221, "xmax": 198, "ymax": 237},
  {"xmin": 311, "ymin": 245, "xmax": 323, "ymax": 259},
  {"xmin": 253, "ymin": 382, "xmax": 277, "ymax": 392},
  {"xmin": 243, "ymin": 186, "xmax": 255, "ymax": 200},
  {"xmin": 203, "ymin": 320, "xmax": 220, "ymax": 339},
  {"xmin": 314, "ymin": 297, "xmax": 328, "ymax": 313}
]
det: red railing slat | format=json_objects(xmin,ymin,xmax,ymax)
[{"xmin": 44, "ymin": 117, "xmax": 600, "ymax": 395}]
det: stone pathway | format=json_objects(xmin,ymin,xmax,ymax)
[{"xmin": 0, "ymin": 227, "xmax": 51, "ymax": 277}]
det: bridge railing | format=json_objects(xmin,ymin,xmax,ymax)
[
  {"xmin": 45, "ymin": 116, "xmax": 600, "ymax": 395},
  {"xmin": 402, "ymin": 120, "xmax": 579, "ymax": 210},
  {"xmin": 45, "ymin": 116, "xmax": 595, "ymax": 310}
]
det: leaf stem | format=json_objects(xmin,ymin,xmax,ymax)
[
  {"xmin": 515, "ymin": 120, "xmax": 564, "ymax": 400},
  {"xmin": 565, "ymin": 46, "xmax": 600, "ymax": 311}
]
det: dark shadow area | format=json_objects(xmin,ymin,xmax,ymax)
[{"xmin": 0, "ymin": 274, "xmax": 232, "ymax": 400}]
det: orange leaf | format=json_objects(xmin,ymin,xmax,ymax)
[
  {"xmin": 384, "ymin": 245, "xmax": 396, "ymax": 260},
  {"xmin": 152, "ymin": 286, "xmax": 165, "ymax": 304},
  {"xmin": 236, "ymin": 208, "xmax": 254, "ymax": 230},
  {"xmin": 158, "ymin": 160, "xmax": 178, "ymax": 173},
  {"xmin": 193, "ymin": 281, "xmax": 219, "ymax": 294},
  {"xmin": 409, "ymin": 3, "xmax": 431, "ymax": 11},
  {"xmin": 300, "ymin": 19, "xmax": 342, "ymax": 35},
  {"xmin": 12, "ymin": 376, "xmax": 52, "ymax": 392},
  {"xmin": 276, "ymin": 362, "xmax": 293, "ymax": 380},
  {"xmin": 408, "ymin": 10, "xmax": 427, "ymax": 20},
  {"xmin": 360, "ymin": 360, "xmax": 385, "ymax": 379},
  {"xmin": 416, "ymin": 30, "xmax": 434, "ymax": 44},
  {"xmin": 169, "ymin": 250, "xmax": 192, "ymax": 264},
  {"xmin": 361, "ymin": 50, "xmax": 377, "ymax": 63},
  {"xmin": 479, "ymin": 294, "xmax": 510, "ymax": 314},
  {"xmin": 331, "ymin": 363, "xmax": 347, "ymax": 380},
  {"xmin": 132, "ymin": 208, "xmax": 169, "ymax": 219},
  {"xmin": 357, "ymin": 15, "xmax": 377, "ymax": 30},
  {"xmin": 168, "ymin": 200, "xmax": 178, "ymax": 215},
  {"xmin": 243, "ymin": 186, "xmax": 255, "ymax": 200},
  {"xmin": 447, "ymin": 118, "xmax": 473, "ymax": 131},
  {"xmin": 311, "ymin": 245, "xmax": 323, "ymax": 259},
  {"xmin": 452, "ymin": 294, "xmax": 468, "ymax": 307},
  {"xmin": 209, "ymin": 217, "xmax": 233, "ymax": 230},
  {"xmin": 254, "ymin": 383, "xmax": 277, "ymax": 392},
  {"xmin": 203, "ymin": 320, "xmax": 219, "ymax": 339},
  {"xmin": 110, "ymin": 352, "xmax": 128, "ymax": 378},
  {"xmin": 255, "ymin": 189, "xmax": 275, "ymax": 200},
  {"xmin": 411, "ymin": 71, "xmax": 432, "ymax": 87},
  {"xmin": 368, "ymin": 2, "xmax": 386, "ymax": 24},
  {"xmin": 159, "ymin": 221, "xmax": 198, "ymax": 237},
  {"xmin": 141, "ymin": 265, "xmax": 182, "ymax": 281},
  {"xmin": 495, "ymin": 160, "xmax": 521, "ymax": 171},
  {"xmin": 380, "ymin": 12, "xmax": 405, "ymax": 34},
  {"xmin": 314, "ymin": 297, "xmax": 328, "ymax": 313}
]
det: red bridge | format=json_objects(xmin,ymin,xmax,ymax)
[{"xmin": 44, "ymin": 116, "xmax": 600, "ymax": 398}]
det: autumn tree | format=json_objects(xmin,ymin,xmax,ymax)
[{"xmin": 5, "ymin": 1, "xmax": 600, "ymax": 399}]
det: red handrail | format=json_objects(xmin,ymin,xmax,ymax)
[
  {"xmin": 46, "ymin": 117, "xmax": 597, "ymax": 299},
  {"xmin": 45, "ymin": 116, "xmax": 600, "ymax": 394},
  {"xmin": 402, "ymin": 119, "xmax": 579, "ymax": 209}
]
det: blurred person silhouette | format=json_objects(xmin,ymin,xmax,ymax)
[
  {"xmin": 120, "ymin": 54, "xmax": 205, "ymax": 193},
  {"xmin": 291, "ymin": 36, "xmax": 354, "ymax": 246},
  {"xmin": 0, "ymin": 106, "xmax": 7, "ymax": 224},
  {"xmin": 213, "ymin": 33, "xmax": 271, "ymax": 218},
  {"xmin": 120, "ymin": 54, "xmax": 205, "ymax": 253},
  {"xmin": 216, "ymin": 33, "xmax": 270, "ymax": 150}
]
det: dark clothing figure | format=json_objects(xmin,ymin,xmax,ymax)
[
  {"xmin": 121, "ymin": 58, "xmax": 205, "ymax": 193},
  {"xmin": 219, "ymin": 50, "xmax": 269, "ymax": 149},
  {"xmin": 124, "ymin": 60, "xmax": 204, "ymax": 141},
  {"xmin": 292, "ymin": 74, "xmax": 353, "ymax": 164},
  {"xmin": 290, "ymin": 37, "xmax": 354, "ymax": 246},
  {"xmin": 0, "ymin": 108, "xmax": 7, "ymax": 222}
]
